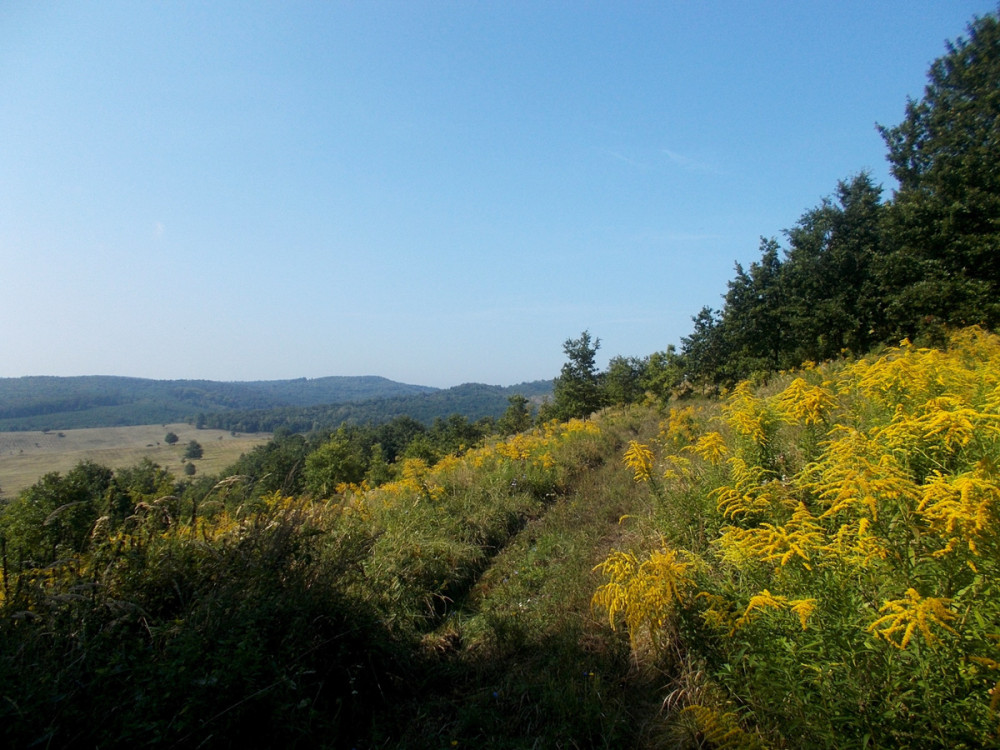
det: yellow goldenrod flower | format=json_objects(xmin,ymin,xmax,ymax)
[
  {"xmin": 773, "ymin": 377, "xmax": 837, "ymax": 426},
  {"xmin": 623, "ymin": 441, "xmax": 655, "ymax": 482},
  {"xmin": 867, "ymin": 588, "xmax": 958, "ymax": 649},
  {"xmin": 691, "ymin": 431, "xmax": 728, "ymax": 464}
]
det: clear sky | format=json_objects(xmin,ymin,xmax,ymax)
[{"xmin": 1, "ymin": 1, "xmax": 994, "ymax": 388}]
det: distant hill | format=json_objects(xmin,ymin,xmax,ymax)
[
  {"xmin": 0, "ymin": 375, "xmax": 552, "ymax": 432},
  {"xmin": 196, "ymin": 381, "xmax": 555, "ymax": 434},
  {"xmin": 0, "ymin": 375, "xmax": 436, "ymax": 431}
]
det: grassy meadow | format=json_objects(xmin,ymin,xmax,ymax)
[{"xmin": 0, "ymin": 423, "xmax": 271, "ymax": 496}]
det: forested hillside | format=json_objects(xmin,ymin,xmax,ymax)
[
  {"xmin": 195, "ymin": 380, "xmax": 554, "ymax": 434},
  {"xmin": 0, "ymin": 375, "xmax": 436, "ymax": 430},
  {"xmin": 2, "ymin": 9, "xmax": 999, "ymax": 749},
  {"xmin": 0, "ymin": 376, "xmax": 551, "ymax": 432}
]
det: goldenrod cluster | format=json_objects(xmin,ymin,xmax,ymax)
[{"xmin": 593, "ymin": 327, "xmax": 1000, "ymax": 744}]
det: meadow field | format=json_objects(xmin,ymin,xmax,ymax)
[{"xmin": 0, "ymin": 423, "xmax": 272, "ymax": 496}]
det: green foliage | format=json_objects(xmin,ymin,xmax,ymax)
[
  {"xmin": 0, "ymin": 460, "xmax": 112, "ymax": 566},
  {"xmin": 680, "ymin": 306, "xmax": 726, "ymax": 388},
  {"xmin": 681, "ymin": 174, "xmax": 891, "ymax": 387},
  {"xmin": 604, "ymin": 355, "xmax": 646, "ymax": 408},
  {"xmin": 184, "ymin": 439, "xmax": 203, "ymax": 459},
  {"xmin": 222, "ymin": 430, "xmax": 314, "ymax": 498},
  {"xmin": 549, "ymin": 330, "xmax": 605, "ymax": 419},
  {"xmin": 498, "ymin": 393, "xmax": 534, "ymax": 435},
  {"xmin": 641, "ymin": 346, "xmax": 686, "ymax": 400},
  {"xmin": 164, "ymin": 431, "xmax": 179, "ymax": 444},
  {"xmin": 304, "ymin": 430, "xmax": 367, "ymax": 497},
  {"xmin": 878, "ymin": 10, "xmax": 1000, "ymax": 336},
  {"xmin": 781, "ymin": 173, "xmax": 889, "ymax": 361}
]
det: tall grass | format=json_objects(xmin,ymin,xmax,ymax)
[{"xmin": 0, "ymin": 415, "xmax": 663, "ymax": 748}]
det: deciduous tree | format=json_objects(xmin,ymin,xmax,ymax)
[{"xmin": 184, "ymin": 440, "xmax": 203, "ymax": 460}]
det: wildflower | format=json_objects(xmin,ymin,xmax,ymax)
[
  {"xmin": 592, "ymin": 545, "xmax": 695, "ymax": 645},
  {"xmin": 623, "ymin": 441, "xmax": 655, "ymax": 482},
  {"xmin": 867, "ymin": 588, "xmax": 958, "ymax": 649},
  {"xmin": 723, "ymin": 382, "xmax": 772, "ymax": 445},
  {"xmin": 919, "ymin": 469, "xmax": 1000, "ymax": 554},
  {"xmin": 773, "ymin": 377, "xmax": 837, "ymax": 426},
  {"xmin": 720, "ymin": 503, "xmax": 824, "ymax": 569},
  {"xmin": 732, "ymin": 589, "xmax": 819, "ymax": 631},
  {"xmin": 691, "ymin": 431, "xmax": 727, "ymax": 464}
]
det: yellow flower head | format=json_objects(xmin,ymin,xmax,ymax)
[
  {"xmin": 867, "ymin": 588, "xmax": 958, "ymax": 649},
  {"xmin": 623, "ymin": 441, "xmax": 655, "ymax": 482}
]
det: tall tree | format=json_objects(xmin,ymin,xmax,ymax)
[
  {"xmin": 716, "ymin": 238, "xmax": 786, "ymax": 381},
  {"xmin": 680, "ymin": 307, "xmax": 725, "ymax": 387},
  {"xmin": 781, "ymin": 173, "xmax": 888, "ymax": 361},
  {"xmin": 877, "ymin": 10, "xmax": 1000, "ymax": 336},
  {"xmin": 304, "ymin": 429, "xmax": 367, "ymax": 497},
  {"xmin": 603, "ymin": 356, "xmax": 646, "ymax": 408},
  {"xmin": 550, "ymin": 331, "xmax": 604, "ymax": 419},
  {"xmin": 640, "ymin": 346, "xmax": 686, "ymax": 400},
  {"xmin": 498, "ymin": 394, "xmax": 534, "ymax": 435}
]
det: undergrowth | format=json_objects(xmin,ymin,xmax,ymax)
[{"xmin": 0, "ymin": 414, "xmax": 667, "ymax": 748}]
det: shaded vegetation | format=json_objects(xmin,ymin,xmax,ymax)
[{"xmin": 0, "ymin": 415, "xmax": 662, "ymax": 748}]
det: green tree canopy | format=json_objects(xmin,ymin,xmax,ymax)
[
  {"xmin": 498, "ymin": 394, "xmax": 534, "ymax": 435},
  {"xmin": 550, "ymin": 331, "xmax": 604, "ymax": 420},
  {"xmin": 603, "ymin": 356, "xmax": 645, "ymax": 408},
  {"xmin": 0, "ymin": 460, "xmax": 112, "ymax": 565},
  {"xmin": 304, "ymin": 430, "xmax": 367, "ymax": 497},
  {"xmin": 781, "ymin": 173, "xmax": 888, "ymax": 361},
  {"xmin": 184, "ymin": 440, "xmax": 204, "ymax": 460},
  {"xmin": 878, "ymin": 10, "xmax": 1000, "ymax": 335}
]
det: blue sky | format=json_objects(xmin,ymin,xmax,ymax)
[{"xmin": 1, "ymin": 1, "xmax": 994, "ymax": 388}]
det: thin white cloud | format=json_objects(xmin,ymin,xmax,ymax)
[
  {"xmin": 604, "ymin": 150, "xmax": 650, "ymax": 170},
  {"xmin": 662, "ymin": 148, "xmax": 724, "ymax": 175},
  {"xmin": 153, "ymin": 221, "xmax": 165, "ymax": 239}
]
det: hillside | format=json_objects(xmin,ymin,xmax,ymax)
[
  {"xmin": 3, "ymin": 332, "xmax": 999, "ymax": 747},
  {"xmin": 196, "ymin": 380, "xmax": 554, "ymax": 433},
  {"xmin": 0, "ymin": 409, "xmax": 660, "ymax": 748},
  {"xmin": 0, "ymin": 375, "xmax": 551, "ymax": 432}
]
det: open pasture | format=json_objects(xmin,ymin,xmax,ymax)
[{"xmin": 0, "ymin": 423, "xmax": 272, "ymax": 496}]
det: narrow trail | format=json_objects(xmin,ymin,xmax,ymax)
[{"xmin": 381, "ymin": 412, "xmax": 675, "ymax": 748}]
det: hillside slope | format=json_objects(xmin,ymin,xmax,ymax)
[
  {"xmin": 0, "ymin": 376, "xmax": 552, "ymax": 431},
  {"xmin": 0, "ymin": 409, "xmax": 666, "ymax": 748}
]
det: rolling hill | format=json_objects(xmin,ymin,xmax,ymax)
[{"xmin": 0, "ymin": 375, "xmax": 552, "ymax": 431}]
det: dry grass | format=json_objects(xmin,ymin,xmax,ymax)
[{"xmin": 0, "ymin": 423, "xmax": 272, "ymax": 497}]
